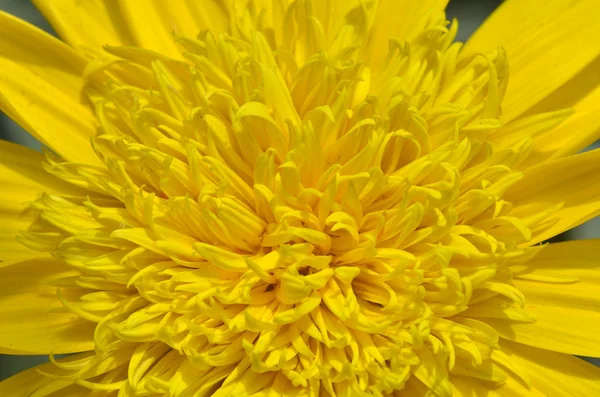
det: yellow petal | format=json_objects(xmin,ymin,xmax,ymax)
[
  {"xmin": 464, "ymin": 0, "xmax": 600, "ymax": 122},
  {"xmin": 33, "ymin": 0, "xmax": 135, "ymax": 59},
  {"xmin": 451, "ymin": 375, "xmax": 547, "ymax": 397},
  {"xmin": 0, "ymin": 258, "xmax": 95, "ymax": 354},
  {"xmin": 487, "ymin": 240, "xmax": 600, "ymax": 357},
  {"xmin": 519, "ymin": 85, "xmax": 600, "ymax": 169},
  {"xmin": 0, "ymin": 362, "xmax": 70, "ymax": 397},
  {"xmin": 0, "ymin": 11, "xmax": 101, "ymax": 165},
  {"xmin": 366, "ymin": 0, "xmax": 449, "ymax": 66},
  {"xmin": 514, "ymin": 239, "xmax": 600, "ymax": 282},
  {"xmin": 0, "ymin": 354, "xmax": 95, "ymax": 397},
  {"xmin": 525, "ymin": 54, "xmax": 600, "ymax": 116},
  {"xmin": 116, "ymin": 0, "xmax": 216, "ymax": 59},
  {"xmin": 499, "ymin": 340, "xmax": 600, "ymax": 396},
  {"xmin": 0, "ymin": 201, "xmax": 39, "ymax": 267},
  {"xmin": 451, "ymin": 376, "xmax": 489, "ymax": 397},
  {"xmin": 504, "ymin": 149, "xmax": 600, "ymax": 245},
  {"xmin": 0, "ymin": 141, "xmax": 81, "ymax": 194},
  {"xmin": 41, "ymin": 385, "xmax": 92, "ymax": 397},
  {"xmin": 0, "ymin": 140, "xmax": 85, "ymax": 266}
]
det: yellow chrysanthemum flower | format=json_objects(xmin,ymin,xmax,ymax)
[{"xmin": 1, "ymin": 0, "xmax": 600, "ymax": 395}]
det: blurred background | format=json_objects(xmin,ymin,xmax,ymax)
[{"xmin": 1, "ymin": 0, "xmax": 598, "ymax": 382}]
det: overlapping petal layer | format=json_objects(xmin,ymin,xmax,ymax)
[{"xmin": 0, "ymin": 0, "xmax": 599, "ymax": 396}]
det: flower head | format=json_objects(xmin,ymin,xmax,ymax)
[{"xmin": 2, "ymin": 0, "xmax": 600, "ymax": 396}]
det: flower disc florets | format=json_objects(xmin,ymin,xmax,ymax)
[{"xmin": 20, "ymin": 2, "xmax": 545, "ymax": 396}]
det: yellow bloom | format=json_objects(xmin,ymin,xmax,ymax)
[{"xmin": 1, "ymin": 0, "xmax": 600, "ymax": 395}]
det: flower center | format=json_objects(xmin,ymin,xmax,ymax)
[{"xmin": 20, "ymin": 5, "xmax": 547, "ymax": 396}]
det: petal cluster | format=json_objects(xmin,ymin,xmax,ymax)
[{"xmin": 14, "ymin": 1, "xmax": 575, "ymax": 396}]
